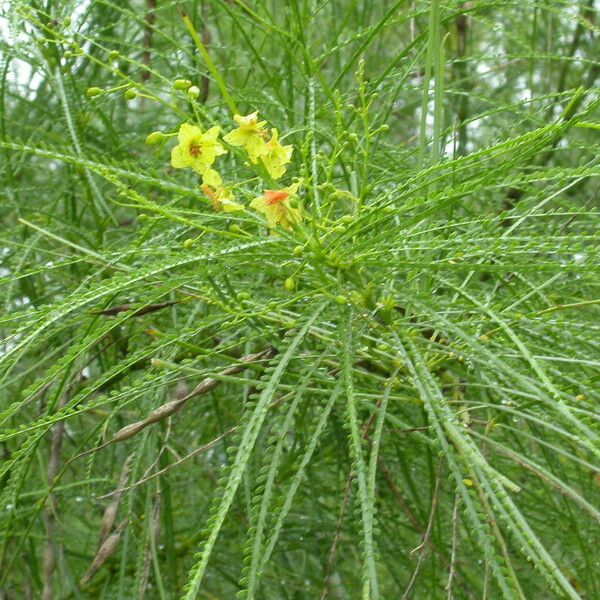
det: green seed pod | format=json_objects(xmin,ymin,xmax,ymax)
[
  {"xmin": 108, "ymin": 50, "xmax": 120, "ymax": 61},
  {"xmin": 284, "ymin": 278, "xmax": 295, "ymax": 292},
  {"xmin": 292, "ymin": 245, "xmax": 303, "ymax": 256},
  {"xmin": 172, "ymin": 79, "xmax": 192, "ymax": 91},
  {"xmin": 123, "ymin": 89, "xmax": 137, "ymax": 100}
]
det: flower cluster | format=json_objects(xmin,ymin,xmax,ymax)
[{"xmin": 162, "ymin": 110, "xmax": 301, "ymax": 229}]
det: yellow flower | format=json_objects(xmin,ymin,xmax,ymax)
[
  {"xmin": 201, "ymin": 184, "xmax": 244, "ymax": 213},
  {"xmin": 260, "ymin": 128, "xmax": 293, "ymax": 180},
  {"xmin": 250, "ymin": 182, "xmax": 302, "ymax": 230},
  {"xmin": 170, "ymin": 123, "xmax": 226, "ymax": 177},
  {"xmin": 223, "ymin": 112, "xmax": 268, "ymax": 163},
  {"xmin": 201, "ymin": 167, "xmax": 222, "ymax": 188}
]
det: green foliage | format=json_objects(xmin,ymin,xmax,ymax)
[{"xmin": 1, "ymin": 0, "xmax": 599, "ymax": 598}]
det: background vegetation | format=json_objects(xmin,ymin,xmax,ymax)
[{"xmin": 1, "ymin": 0, "xmax": 599, "ymax": 598}]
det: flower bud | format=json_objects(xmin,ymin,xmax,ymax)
[
  {"xmin": 123, "ymin": 89, "xmax": 137, "ymax": 100},
  {"xmin": 63, "ymin": 16, "xmax": 72, "ymax": 27},
  {"xmin": 145, "ymin": 131, "xmax": 165, "ymax": 146},
  {"xmin": 108, "ymin": 50, "xmax": 119, "ymax": 61},
  {"xmin": 187, "ymin": 85, "xmax": 200, "ymax": 100},
  {"xmin": 292, "ymin": 245, "xmax": 303, "ymax": 256},
  {"xmin": 86, "ymin": 87, "xmax": 104, "ymax": 98},
  {"xmin": 172, "ymin": 79, "xmax": 192, "ymax": 91},
  {"xmin": 284, "ymin": 278, "xmax": 295, "ymax": 292}
]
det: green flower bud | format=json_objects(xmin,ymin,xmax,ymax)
[
  {"xmin": 335, "ymin": 295, "xmax": 346, "ymax": 305},
  {"xmin": 182, "ymin": 238, "xmax": 194, "ymax": 248},
  {"xmin": 284, "ymin": 278, "xmax": 295, "ymax": 292},
  {"xmin": 292, "ymin": 245, "xmax": 303, "ymax": 256},
  {"xmin": 63, "ymin": 16, "xmax": 72, "ymax": 27},
  {"xmin": 172, "ymin": 79, "xmax": 192, "ymax": 91},
  {"xmin": 86, "ymin": 87, "xmax": 104, "ymax": 98},
  {"xmin": 236, "ymin": 292, "xmax": 251, "ymax": 301},
  {"xmin": 145, "ymin": 131, "xmax": 165, "ymax": 146},
  {"xmin": 187, "ymin": 85, "xmax": 200, "ymax": 100},
  {"xmin": 108, "ymin": 50, "xmax": 120, "ymax": 61},
  {"xmin": 63, "ymin": 51, "xmax": 73, "ymax": 59},
  {"xmin": 123, "ymin": 89, "xmax": 137, "ymax": 100}
]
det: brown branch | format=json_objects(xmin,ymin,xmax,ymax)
[
  {"xmin": 97, "ymin": 427, "xmax": 237, "ymax": 499},
  {"xmin": 400, "ymin": 460, "xmax": 443, "ymax": 600},
  {"xmin": 41, "ymin": 396, "xmax": 67, "ymax": 600},
  {"xmin": 109, "ymin": 348, "xmax": 275, "ymax": 443},
  {"xmin": 320, "ymin": 396, "xmax": 383, "ymax": 599},
  {"xmin": 140, "ymin": 0, "xmax": 156, "ymax": 84},
  {"xmin": 91, "ymin": 301, "xmax": 180, "ymax": 317},
  {"xmin": 70, "ymin": 348, "xmax": 275, "ymax": 462}
]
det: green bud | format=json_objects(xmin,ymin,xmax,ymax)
[
  {"xmin": 288, "ymin": 197, "xmax": 299, "ymax": 208},
  {"xmin": 172, "ymin": 79, "xmax": 192, "ymax": 91},
  {"xmin": 187, "ymin": 85, "xmax": 200, "ymax": 100},
  {"xmin": 145, "ymin": 131, "xmax": 165, "ymax": 146},
  {"xmin": 63, "ymin": 16, "xmax": 72, "ymax": 27},
  {"xmin": 86, "ymin": 87, "xmax": 104, "ymax": 98},
  {"xmin": 292, "ymin": 245, "xmax": 303, "ymax": 256},
  {"xmin": 123, "ymin": 89, "xmax": 137, "ymax": 100},
  {"xmin": 284, "ymin": 278, "xmax": 295, "ymax": 292},
  {"xmin": 63, "ymin": 51, "xmax": 73, "ymax": 59},
  {"xmin": 335, "ymin": 295, "xmax": 346, "ymax": 305},
  {"xmin": 236, "ymin": 292, "xmax": 251, "ymax": 301},
  {"xmin": 334, "ymin": 225, "xmax": 345, "ymax": 233},
  {"xmin": 182, "ymin": 238, "xmax": 193, "ymax": 248},
  {"xmin": 108, "ymin": 50, "xmax": 120, "ymax": 61},
  {"xmin": 340, "ymin": 215, "xmax": 354, "ymax": 224}
]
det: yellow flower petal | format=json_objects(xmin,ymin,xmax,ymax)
[
  {"xmin": 177, "ymin": 123, "xmax": 200, "ymax": 144},
  {"xmin": 223, "ymin": 112, "xmax": 269, "ymax": 162},
  {"xmin": 171, "ymin": 123, "xmax": 226, "ymax": 174},
  {"xmin": 221, "ymin": 199, "xmax": 244, "ymax": 212},
  {"xmin": 201, "ymin": 168, "xmax": 222, "ymax": 187},
  {"xmin": 204, "ymin": 125, "xmax": 221, "ymax": 141},
  {"xmin": 250, "ymin": 182, "xmax": 302, "ymax": 230},
  {"xmin": 170, "ymin": 145, "xmax": 189, "ymax": 169},
  {"xmin": 260, "ymin": 128, "xmax": 293, "ymax": 180}
]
